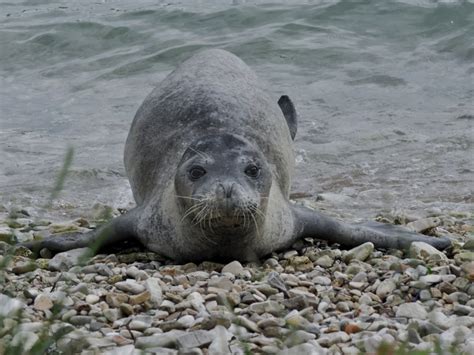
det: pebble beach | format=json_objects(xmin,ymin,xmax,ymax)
[{"xmin": 0, "ymin": 205, "xmax": 473, "ymax": 354}]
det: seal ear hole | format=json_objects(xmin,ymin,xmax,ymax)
[
  {"xmin": 189, "ymin": 166, "xmax": 206, "ymax": 180},
  {"xmin": 244, "ymin": 164, "xmax": 260, "ymax": 178}
]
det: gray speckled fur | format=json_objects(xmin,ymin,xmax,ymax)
[{"xmin": 124, "ymin": 49, "xmax": 297, "ymax": 261}]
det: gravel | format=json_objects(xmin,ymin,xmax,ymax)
[{"xmin": 0, "ymin": 209, "xmax": 472, "ymax": 354}]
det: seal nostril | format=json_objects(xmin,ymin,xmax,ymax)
[
  {"xmin": 218, "ymin": 183, "xmax": 234, "ymax": 199},
  {"xmin": 217, "ymin": 183, "xmax": 227, "ymax": 199},
  {"xmin": 226, "ymin": 184, "xmax": 234, "ymax": 199}
]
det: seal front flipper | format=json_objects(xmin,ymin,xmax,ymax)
[
  {"xmin": 21, "ymin": 208, "xmax": 140, "ymax": 255},
  {"xmin": 278, "ymin": 95, "xmax": 297, "ymax": 140},
  {"xmin": 291, "ymin": 204, "xmax": 451, "ymax": 251}
]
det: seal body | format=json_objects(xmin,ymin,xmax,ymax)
[
  {"xmin": 124, "ymin": 49, "xmax": 298, "ymax": 261},
  {"xmin": 24, "ymin": 49, "xmax": 451, "ymax": 261}
]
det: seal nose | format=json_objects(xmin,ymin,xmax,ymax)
[{"xmin": 217, "ymin": 183, "xmax": 235, "ymax": 199}]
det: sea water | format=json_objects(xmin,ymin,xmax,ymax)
[{"xmin": 1, "ymin": 0, "xmax": 473, "ymax": 221}]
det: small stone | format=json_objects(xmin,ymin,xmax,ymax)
[
  {"xmin": 145, "ymin": 277, "xmax": 163, "ymax": 307},
  {"xmin": 208, "ymin": 276, "xmax": 233, "ymax": 291},
  {"xmin": 351, "ymin": 271, "xmax": 368, "ymax": 283},
  {"xmin": 129, "ymin": 291, "xmax": 151, "ymax": 305},
  {"xmin": 108, "ymin": 274, "xmax": 123, "ymax": 284},
  {"xmin": 461, "ymin": 262, "xmax": 474, "ymax": 281},
  {"xmin": 12, "ymin": 261, "xmax": 37, "ymax": 274},
  {"xmin": 33, "ymin": 294, "xmax": 53, "ymax": 311},
  {"xmin": 69, "ymin": 315, "xmax": 93, "ymax": 326},
  {"xmin": 455, "ymin": 252, "xmax": 474, "ymax": 263},
  {"xmin": 10, "ymin": 331, "xmax": 39, "ymax": 352},
  {"xmin": 283, "ymin": 250, "xmax": 298, "ymax": 259},
  {"xmin": 208, "ymin": 325, "xmax": 231, "ymax": 355},
  {"xmin": 396, "ymin": 302, "xmax": 427, "ymax": 320},
  {"xmin": 341, "ymin": 346, "xmax": 360, "ymax": 354},
  {"xmin": 160, "ymin": 300, "xmax": 176, "ymax": 313},
  {"xmin": 267, "ymin": 271, "xmax": 289, "ymax": 295},
  {"xmin": 48, "ymin": 247, "xmax": 90, "ymax": 271},
  {"xmin": 343, "ymin": 323, "xmax": 361, "ymax": 334},
  {"xmin": 440, "ymin": 325, "xmax": 472, "ymax": 346},
  {"xmin": 453, "ymin": 276, "xmax": 470, "ymax": 290},
  {"xmin": 105, "ymin": 293, "xmax": 129, "ymax": 307},
  {"xmin": 277, "ymin": 342, "xmax": 326, "ymax": 355},
  {"xmin": 407, "ymin": 327, "xmax": 422, "ymax": 344},
  {"xmin": 221, "ymin": 261, "xmax": 244, "ymax": 276},
  {"xmin": 438, "ymin": 281, "xmax": 457, "ymax": 294},
  {"xmin": 409, "ymin": 242, "xmax": 448, "ymax": 262},
  {"xmin": 89, "ymin": 320, "xmax": 107, "ymax": 331},
  {"xmin": 176, "ymin": 330, "xmax": 213, "ymax": 349},
  {"xmin": 235, "ymin": 316, "xmax": 260, "ymax": 333},
  {"xmin": 48, "ymin": 222, "xmax": 81, "ymax": 234},
  {"xmin": 135, "ymin": 331, "xmax": 183, "ymax": 349},
  {"xmin": 0, "ymin": 294, "xmax": 25, "ymax": 317},
  {"xmin": 376, "ymin": 279, "xmax": 396, "ymax": 300},
  {"xmin": 120, "ymin": 303, "xmax": 134, "ymax": 316},
  {"xmin": 187, "ymin": 271, "xmax": 210, "ymax": 283},
  {"xmin": 0, "ymin": 226, "xmax": 14, "ymax": 243},
  {"xmin": 282, "ymin": 295, "xmax": 309, "ymax": 311},
  {"xmin": 428, "ymin": 310, "xmax": 452, "ymax": 330},
  {"xmin": 348, "ymin": 281, "xmax": 365, "ymax": 290},
  {"xmin": 129, "ymin": 319, "xmax": 151, "ymax": 331},
  {"xmin": 85, "ymin": 294, "xmax": 100, "ymax": 304},
  {"xmin": 104, "ymin": 309, "xmax": 120, "ymax": 323},
  {"xmin": 283, "ymin": 330, "xmax": 316, "ymax": 347},
  {"xmin": 289, "ymin": 256, "xmax": 313, "ymax": 272},
  {"xmin": 453, "ymin": 304, "xmax": 472, "ymax": 316},
  {"xmin": 284, "ymin": 310, "xmax": 308, "ymax": 327},
  {"xmin": 61, "ymin": 309, "xmax": 77, "ymax": 322},
  {"xmin": 24, "ymin": 289, "xmax": 39, "ymax": 299},
  {"xmin": 336, "ymin": 301, "xmax": 351, "ymax": 312},
  {"xmin": 13, "ymin": 245, "xmax": 34, "ymax": 257},
  {"xmin": 178, "ymin": 315, "xmax": 195, "ymax": 328},
  {"xmin": 70, "ymin": 283, "xmax": 89, "ymax": 295},
  {"xmin": 115, "ymin": 280, "xmax": 146, "ymax": 294},
  {"xmin": 315, "ymin": 255, "xmax": 334, "ymax": 268},
  {"xmin": 419, "ymin": 275, "xmax": 443, "ymax": 284},
  {"xmin": 406, "ymin": 217, "xmax": 441, "ymax": 233},
  {"xmin": 463, "ymin": 239, "xmax": 474, "ymax": 251},
  {"xmin": 343, "ymin": 242, "xmax": 374, "ymax": 263},
  {"xmin": 312, "ymin": 276, "xmax": 331, "ymax": 286},
  {"xmin": 249, "ymin": 300, "xmax": 285, "ymax": 315},
  {"xmin": 419, "ymin": 289, "xmax": 432, "ymax": 301},
  {"xmin": 317, "ymin": 331, "xmax": 350, "ymax": 347},
  {"xmin": 102, "ymin": 344, "xmax": 135, "ymax": 354},
  {"xmin": 411, "ymin": 319, "xmax": 444, "ymax": 336},
  {"xmin": 446, "ymin": 291, "xmax": 470, "ymax": 304},
  {"xmin": 263, "ymin": 258, "xmax": 280, "ymax": 269}
]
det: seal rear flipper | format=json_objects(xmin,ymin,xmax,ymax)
[
  {"xmin": 21, "ymin": 209, "xmax": 139, "ymax": 256},
  {"xmin": 278, "ymin": 95, "xmax": 297, "ymax": 140},
  {"xmin": 292, "ymin": 204, "xmax": 451, "ymax": 251}
]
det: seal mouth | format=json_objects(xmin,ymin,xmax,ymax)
[
  {"xmin": 186, "ymin": 208, "xmax": 261, "ymax": 235},
  {"xmin": 207, "ymin": 216, "xmax": 247, "ymax": 228}
]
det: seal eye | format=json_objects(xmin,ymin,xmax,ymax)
[
  {"xmin": 189, "ymin": 166, "xmax": 206, "ymax": 180},
  {"xmin": 245, "ymin": 164, "xmax": 260, "ymax": 178}
]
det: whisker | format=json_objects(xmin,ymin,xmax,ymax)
[
  {"xmin": 181, "ymin": 202, "xmax": 206, "ymax": 223},
  {"xmin": 176, "ymin": 195, "xmax": 203, "ymax": 201},
  {"xmin": 249, "ymin": 210, "xmax": 260, "ymax": 236}
]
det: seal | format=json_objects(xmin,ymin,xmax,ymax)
[{"xmin": 23, "ymin": 49, "xmax": 451, "ymax": 262}]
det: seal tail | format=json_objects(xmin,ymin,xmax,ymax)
[{"xmin": 292, "ymin": 204, "xmax": 451, "ymax": 251}]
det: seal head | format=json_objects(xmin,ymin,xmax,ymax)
[{"xmin": 175, "ymin": 133, "xmax": 271, "ymax": 239}]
